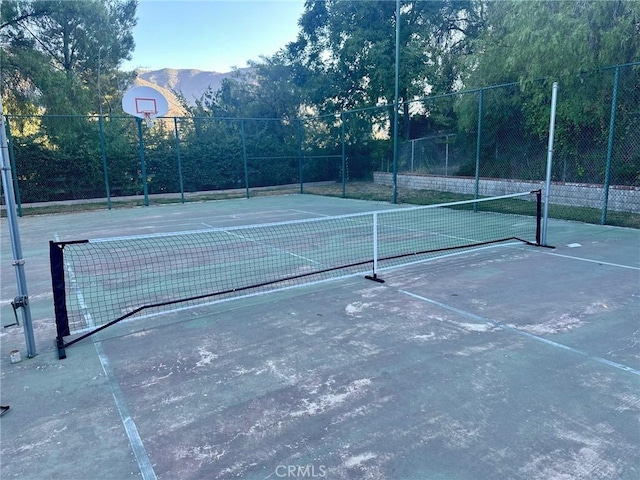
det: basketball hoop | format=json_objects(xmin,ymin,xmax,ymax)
[
  {"xmin": 122, "ymin": 86, "xmax": 169, "ymax": 128},
  {"xmin": 143, "ymin": 111, "xmax": 155, "ymax": 128}
]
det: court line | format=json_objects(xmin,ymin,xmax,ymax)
[
  {"xmin": 289, "ymin": 209, "xmax": 331, "ymax": 217},
  {"xmin": 221, "ymin": 229, "xmax": 324, "ymax": 266},
  {"xmin": 540, "ymin": 251, "xmax": 640, "ymax": 271},
  {"xmin": 398, "ymin": 289, "xmax": 640, "ymax": 377},
  {"xmin": 55, "ymin": 235, "xmax": 158, "ymax": 480}
]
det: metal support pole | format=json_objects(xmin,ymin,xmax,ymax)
[
  {"xmin": 5, "ymin": 117, "xmax": 22, "ymax": 217},
  {"xmin": 98, "ymin": 115, "xmax": 111, "ymax": 209},
  {"xmin": 445, "ymin": 135, "xmax": 450, "ymax": 176},
  {"xmin": 341, "ymin": 112, "xmax": 346, "ymax": 198},
  {"xmin": 241, "ymin": 120, "xmax": 249, "ymax": 199},
  {"xmin": 392, "ymin": 0, "xmax": 401, "ymax": 204},
  {"xmin": 136, "ymin": 118, "xmax": 149, "ymax": 206},
  {"xmin": 542, "ymin": 82, "xmax": 558, "ymax": 246},
  {"xmin": 297, "ymin": 119, "xmax": 304, "ymax": 194},
  {"xmin": 601, "ymin": 66, "xmax": 620, "ymax": 225},
  {"xmin": 474, "ymin": 88, "xmax": 484, "ymax": 208},
  {"xmin": 174, "ymin": 117, "xmax": 185, "ymax": 203},
  {"xmin": 411, "ymin": 139, "xmax": 414, "ymax": 172},
  {"xmin": 1, "ymin": 101, "xmax": 36, "ymax": 358}
]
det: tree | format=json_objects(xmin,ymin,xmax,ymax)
[
  {"xmin": 460, "ymin": 0, "xmax": 640, "ymax": 133},
  {"xmin": 287, "ymin": 0, "xmax": 481, "ymax": 131},
  {"xmin": 1, "ymin": 0, "xmax": 137, "ymax": 115},
  {"xmin": 463, "ymin": 0, "xmax": 640, "ymax": 86},
  {"xmin": 2, "ymin": 0, "xmax": 138, "ymax": 202},
  {"xmin": 457, "ymin": 0, "xmax": 640, "ymax": 183}
]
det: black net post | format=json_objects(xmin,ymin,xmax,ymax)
[{"xmin": 50, "ymin": 241, "xmax": 70, "ymax": 359}]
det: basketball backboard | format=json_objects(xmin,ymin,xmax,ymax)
[{"xmin": 122, "ymin": 86, "xmax": 169, "ymax": 127}]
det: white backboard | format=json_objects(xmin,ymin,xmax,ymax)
[{"xmin": 122, "ymin": 86, "xmax": 169, "ymax": 120}]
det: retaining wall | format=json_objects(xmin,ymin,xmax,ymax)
[{"xmin": 374, "ymin": 172, "xmax": 640, "ymax": 214}]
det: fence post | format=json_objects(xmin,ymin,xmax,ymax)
[
  {"xmin": 5, "ymin": 116, "xmax": 22, "ymax": 217},
  {"xmin": 341, "ymin": 112, "xmax": 346, "ymax": 198},
  {"xmin": 297, "ymin": 119, "xmax": 304, "ymax": 194},
  {"xmin": 601, "ymin": 66, "xmax": 620, "ymax": 225},
  {"xmin": 241, "ymin": 119, "xmax": 249, "ymax": 199},
  {"xmin": 98, "ymin": 115, "xmax": 111, "ymax": 209},
  {"xmin": 474, "ymin": 88, "xmax": 484, "ymax": 209},
  {"xmin": 173, "ymin": 117, "xmax": 185, "ymax": 203},
  {"xmin": 391, "ymin": 0, "xmax": 401, "ymax": 204}
]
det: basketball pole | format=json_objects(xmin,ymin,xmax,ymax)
[{"xmin": 0, "ymin": 97, "xmax": 37, "ymax": 358}]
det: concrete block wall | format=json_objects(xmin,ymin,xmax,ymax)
[{"xmin": 373, "ymin": 172, "xmax": 640, "ymax": 214}]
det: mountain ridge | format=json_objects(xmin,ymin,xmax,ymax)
[{"xmin": 133, "ymin": 67, "xmax": 251, "ymax": 115}]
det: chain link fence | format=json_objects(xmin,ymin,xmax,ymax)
[
  {"xmin": 2, "ymin": 63, "xmax": 638, "ymax": 227},
  {"xmin": 375, "ymin": 63, "xmax": 639, "ymax": 226}
]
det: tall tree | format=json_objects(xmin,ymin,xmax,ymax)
[
  {"xmin": 1, "ymin": 0, "xmax": 137, "ymax": 115},
  {"xmin": 463, "ymin": 0, "xmax": 640, "ymax": 87},
  {"xmin": 457, "ymin": 0, "xmax": 640, "ymax": 183},
  {"xmin": 285, "ymin": 0, "xmax": 481, "ymax": 144}
]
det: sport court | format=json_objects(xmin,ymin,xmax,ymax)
[{"xmin": 1, "ymin": 194, "xmax": 639, "ymax": 480}]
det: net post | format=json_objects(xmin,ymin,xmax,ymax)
[
  {"xmin": 542, "ymin": 82, "xmax": 558, "ymax": 246},
  {"xmin": 50, "ymin": 241, "xmax": 70, "ymax": 359},
  {"xmin": 601, "ymin": 66, "xmax": 620, "ymax": 225},
  {"xmin": 365, "ymin": 212, "xmax": 385, "ymax": 283}
]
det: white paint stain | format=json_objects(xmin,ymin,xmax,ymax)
[
  {"xmin": 514, "ymin": 314, "xmax": 583, "ymax": 335},
  {"xmin": 195, "ymin": 347, "xmax": 218, "ymax": 367},
  {"xmin": 345, "ymin": 302, "xmax": 372, "ymax": 316},
  {"xmin": 290, "ymin": 378, "xmax": 371, "ymax": 418},
  {"xmin": 344, "ymin": 452, "xmax": 377, "ymax": 468},
  {"xmin": 457, "ymin": 322, "xmax": 494, "ymax": 332}
]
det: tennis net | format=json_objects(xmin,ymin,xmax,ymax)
[{"xmin": 51, "ymin": 190, "xmax": 542, "ymax": 358}]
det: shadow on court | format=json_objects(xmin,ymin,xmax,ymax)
[{"xmin": 1, "ymin": 195, "xmax": 638, "ymax": 480}]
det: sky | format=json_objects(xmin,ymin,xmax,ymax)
[{"xmin": 121, "ymin": 0, "xmax": 306, "ymax": 73}]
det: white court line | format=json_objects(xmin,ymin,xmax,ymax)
[
  {"xmin": 55, "ymin": 235, "xmax": 157, "ymax": 480},
  {"xmin": 542, "ymin": 251, "xmax": 640, "ymax": 271},
  {"xmin": 399, "ymin": 289, "xmax": 640, "ymax": 377},
  {"xmin": 376, "ymin": 242, "xmax": 523, "ymax": 274},
  {"xmin": 289, "ymin": 209, "xmax": 332, "ymax": 217},
  {"xmin": 222, "ymin": 229, "xmax": 324, "ymax": 266}
]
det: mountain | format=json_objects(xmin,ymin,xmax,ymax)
[{"xmin": 133, "ymin": 67, "xmax": 251, "ymax": 116}]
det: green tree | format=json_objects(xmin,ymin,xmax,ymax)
[
  {"xmin": 2, "ymin": 0, "xmax": 138, "ymax": 202},
  {"xmin": 288, "ymin": 0, "xmax": 481, "ymax": 132},
  {"xmin": 460, "ymin": 0, "xmax": 640, "ymax": 136},
  {"xmin": 1, "ymin": 0, "xmax": 137, "ymax": 115},
  {"xmin": 464, "ymin": 0, "xmax": 640, "ymax": 86}
]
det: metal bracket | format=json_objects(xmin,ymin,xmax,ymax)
[
  {"xmin": 5, "ymin": 295, "xmax": 28, "ymax": 328},
  {"xmin": 12, "ymin": 258, "xmax": 25, "ymax": 266}
]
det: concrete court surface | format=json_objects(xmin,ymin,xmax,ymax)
[{"xmin": 0, "ymin": 194, "xmax": 639, "ymax": 480}]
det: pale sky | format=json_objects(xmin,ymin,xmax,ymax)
[{"xmin": 122, "ymin": 0, "xmax": 306, "ymax": 73}]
